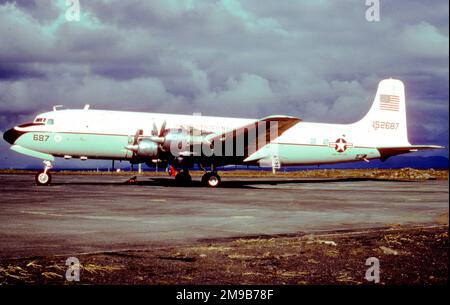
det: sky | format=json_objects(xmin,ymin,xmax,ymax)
[{"xmin": 0, "ymin": 0, "xmax": 448, "ymax": 169}]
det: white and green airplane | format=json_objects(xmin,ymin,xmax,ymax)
[{"xmin": 3, "ymin": 79, "xmax": 443, "ymax": 187}]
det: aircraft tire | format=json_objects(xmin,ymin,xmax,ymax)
[
  {"xmin": 175, "ymin": 171, "xmax": 192, "ymax": 186},
  {"xmin": 35, "ymin": 170, "xmax": 52, "ymax": 186},
  {"xmin": 202, "ymin": 173, "xmax": 221, "ymax": 187}
]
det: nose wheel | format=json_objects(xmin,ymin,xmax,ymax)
[
  {"xmin": 201, "ymin": 172, "xmax": 221, "ymax": 187},
  {"xmin": 35, "ymin": 161, "xmax": 52, "ymax": 186}
]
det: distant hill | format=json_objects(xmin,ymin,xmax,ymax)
[
  {"xmin": 296, "ymin": 156, "xmax": 449, "ymax": 170},
  {"xmin": 225, "ymin": 156, "xmax": 449, "ymax": 171}
]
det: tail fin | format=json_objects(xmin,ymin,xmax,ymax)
[{"xmin": 354, "ymin": 78, "xmax": 410, "ymax": 147}]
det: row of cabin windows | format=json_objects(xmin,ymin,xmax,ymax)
[{"xmin": 310, "ymin": 138, "xmax": 329, "ymax": 145}]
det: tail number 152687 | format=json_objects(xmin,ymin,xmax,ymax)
[{"xmin": 372, "ymin": 121, "xmax": 399, "ymax": 130}]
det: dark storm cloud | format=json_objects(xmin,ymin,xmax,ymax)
[
  {"xmin": 0, "ymin": 63, "xmax": 46, "ymax": 80},
  {"xmin": 0, "ymin": 0, "xmax": 448, "ymax": 155}
]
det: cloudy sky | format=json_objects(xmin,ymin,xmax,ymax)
[{"xmin": 0, "ymin": 0, "xmax": 448, "ymax": 168}]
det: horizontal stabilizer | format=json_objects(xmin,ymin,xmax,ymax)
[{"xmin": 377, "ymin": 145, "xmax": 445, "ymax": 160}]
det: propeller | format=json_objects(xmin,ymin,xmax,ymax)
[
  {"xmin": 125, "ymin": 121, "xmax": 168, "ymax": 154},
  {"xmin": 148, "ymin": 120, "xmax": 167, "ymax": 145},
  {"xmin": 149, "ymin": 120, "xmax": 167, "ymax": 167},
  {"xmin": 124, "ymin": 129, "xmax": 143, "ymax": 156}
]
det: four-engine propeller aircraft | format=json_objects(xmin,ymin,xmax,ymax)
[{"xmin": 2, "ymin": 79, "xmax": 443, "ymax": 187}]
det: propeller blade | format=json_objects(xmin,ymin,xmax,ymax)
[
  {"xmin": 159, "ymin": 120, "xmax": 167, "ymax": 137},
  {"xmin": 152, "ymin": 123, "xmax": 158, "ymax": 136},
  {"xmin": 133, "ymin": 129, "xmax": 143, "ymax": 145}
]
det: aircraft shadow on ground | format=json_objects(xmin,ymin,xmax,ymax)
[{"xmin": 50, "ymin": 176, "xmax": 416, "ymax": 188}]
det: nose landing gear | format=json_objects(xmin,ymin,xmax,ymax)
[{"xmin": 35, "ymin": 160, "xmax": 53, "ymax": 186}]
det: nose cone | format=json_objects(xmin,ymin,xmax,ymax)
[{"xmin": 3, "ymin": 128, "xmax": 24, "ymax": 145}]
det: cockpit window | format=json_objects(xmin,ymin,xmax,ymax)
[
  {"xmin": 34, "ymin": 118, "xmax": 46, "ymax": 123},
  {"xmin": 46, "ymin": 119, "xmax": 54, "ymax": 125}
]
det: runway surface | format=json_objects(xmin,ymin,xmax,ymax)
[{"xmin": 0, "ymin": 174, "xmax": 448, "ymax": 258}]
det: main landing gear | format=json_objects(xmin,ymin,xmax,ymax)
[
  {"xmin": 201, "ymin": 172, "xmax": 221, "ymax": 187},
  {"xmin": 200, "ymin": 164, "xmax": 221, "ymax": 188},
  {"xmin": 171, "ymin": 165, "xmax": 222, "ymax": 187},
  {"xmin": 35, "ymin": 160, "xmax": 52, "ymax": 186},
  {"xmin": 174, "ymin": 170, "xmax": 192, "ymax": 185}
]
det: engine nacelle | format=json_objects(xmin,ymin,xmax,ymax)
[
  {"xmin": 135, "ymin": 139, "xmax": 159, "ymax": 157},
  {"xmin": 161, "ymin": 129, "xmax": 190, "ymax": 152}
]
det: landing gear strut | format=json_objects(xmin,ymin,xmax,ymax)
[
  {"xmin": 201, "ymin": 164, "xmax": 221, "ymax": 187},
  {"xmin": 35, "ymin": 160, "xmax": 52, "ymax": 186}
]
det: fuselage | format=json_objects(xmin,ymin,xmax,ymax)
[
  {"xmin": 3, "ymin": 79, "xmax": 442, "ymax": 187},
  {"xmin": 4, "ymin": 108, "xmax": 381, "ymax": 166}
]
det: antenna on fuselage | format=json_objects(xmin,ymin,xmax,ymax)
[
  {"xmin": 53, "ymin": 105, "xmax": 63, "ymax": 111},
  {"xmin": 84, "ymin": 104, "xmax": 90, "ymax": 110}
]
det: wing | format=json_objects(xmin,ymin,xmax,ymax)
[{"xmin": 204, "ymin": 115, "xmax": 301, "ymax": 159}]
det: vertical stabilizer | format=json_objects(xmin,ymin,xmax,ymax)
[{"xmin": 354, "ymin": 79, "xmax": 410, "ymax": 147}]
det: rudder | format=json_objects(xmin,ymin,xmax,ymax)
[{"xmin": 354, "ymin": 79, "xmax": 410, "ymax": 147}]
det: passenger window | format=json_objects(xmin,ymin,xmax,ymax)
[{"xmin": 47, "ymin": 119, "xmax": 54, "ymax": 125}]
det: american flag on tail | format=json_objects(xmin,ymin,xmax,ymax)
[{"xmin": 379, "ymin": 94, "xmax": 400, "ymax": 111}]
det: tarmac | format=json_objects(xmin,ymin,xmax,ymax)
[{"xmin": 0, "ymin": 174, "xmax": 448, "ymax": 258}]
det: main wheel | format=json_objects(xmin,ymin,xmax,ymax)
[
  {"xmin": 202, "ymin": 173, "xmax": 221, "ymax": 187},
  {"xmin": 175, "ymin": 171, "xmax": 192, "ymax": 185},
  {"xmin": 35, "ymin": 170, "xmax": 52, "ymax": 186}
]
